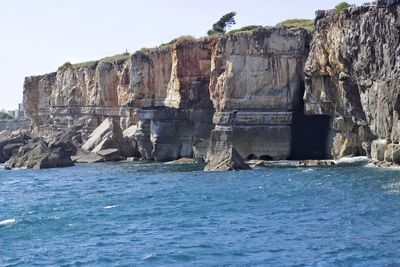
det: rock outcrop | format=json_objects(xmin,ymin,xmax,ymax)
[
  {"xmin": 204, "ymin": 146, "xmax": 250, "ymax": 171},
  {"xmin": 0, "ymin": 130, "xmax": 31, "ymax": 163},
  {"xmin": 304, "ymin": 0, "xmax": 400, "ymax": 161},
  {"xmin": 6, "ymin": 139, "xmax": 74, "ymax": 169},
  {"xmin": 209, "ymin": 27, "xmax": 311, "ymax": 161},
  {"xmin": 21, "ymin": 1, "xmax": 400, "ymax": 169}
]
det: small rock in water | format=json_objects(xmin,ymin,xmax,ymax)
[{"xmin": 168, "ymin": 158, "xmax": 196, "ymax": 164}]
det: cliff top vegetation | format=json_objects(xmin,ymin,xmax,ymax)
[
  {"xmin": 276, "ymin": 19, "xmax": 314, "ymax": 33},
  {"xmin": 58, "ymin": 52, "xmax": 131, "ymax": 71},
  {"xmin": 207, "ymin": 12, "xmax": 237, "ymax": 36},
  {"xmin": 335, "ymin": 2, "xmax": 350, "ymax": 12}
]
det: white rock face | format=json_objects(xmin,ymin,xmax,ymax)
[
  {"xmin": 371, "ymin": 139, "xmax": 388, "ymax": 162},
  {"xmin": 82, "ymin": 118, "xmax": 123, "ymax": 153}
]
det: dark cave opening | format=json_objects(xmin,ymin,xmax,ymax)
[
  {"xmin": 259, "ymin": 155, "xmax": 274, "ymax": 161},
  {"xmin": 290, "ymin": 104, "xmax": 332, "ymax": 160}
]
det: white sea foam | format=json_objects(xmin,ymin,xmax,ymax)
[
  {"xmin": 0, "ymin": 218, "xmax": 16, "ymax": 226},
  {"xmin": 365, "ymin": 163, "xmax": 377, "ymax": 168},
  {"xmin": 334, "ymin": 156, "xmax": 369, "ymax": 165},
  {"xmin": 142, "ymin": 253, "xmax": 157, "ymax": 260},
  {"xmin": 104, "ymin": 205, "xmax": 117, "ymax": 209}
]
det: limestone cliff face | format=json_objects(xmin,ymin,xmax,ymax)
[
  {"xmin": 304, "ymin": 0, "xmax": 400, "ymax": 158},
  {"xmin": 129, "ymin": 49, "xmax": 172, "ymax": 108},
  {"xmin": 23, "ymin": 39, "xmax": 216, "ymax": 161},
  {"xmin": 210, "ymin": 27, "xmax": 309, "ymax": 111},
  {"xmin": 209, "ymin": 28, "xmax": 311, "ymax": 160},
  {"xmin": 23, "ymin": 27, "xmax": 313, "ymax": 162},
  {"xmin": 21, "ymin": 1, "xmax": 400, "ymax": 164}
]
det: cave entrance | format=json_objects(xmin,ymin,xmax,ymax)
[{"xmin": 290, "ymin": 113, "xmax": 332, "ymax": 160}]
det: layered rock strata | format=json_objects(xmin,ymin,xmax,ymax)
[
  {"xmin": 22, "ymin": 27, "xmax": 315, "ymax": 163},
  {"xmin": 24, "ymin": 39, "xmax": 216, "ymax": 162},
  {"xmin": 23, "ymin": 0, "xmax": 400, "ymax": 167},
  {"xmin": 209, "ymin": 27, "xmax": 311, "ymax": 160},
  {"xmin": 304, "ymin": 0, "xmax": 400, "ymax": 160}
]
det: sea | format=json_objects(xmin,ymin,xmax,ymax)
[{"xmin": 1, "ymin": 160, "xmax": 400, "ymax": 266}]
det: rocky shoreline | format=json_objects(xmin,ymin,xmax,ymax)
[{"xmin": 4, "ymin": 0, "xmax": 400, "ymax": 171}]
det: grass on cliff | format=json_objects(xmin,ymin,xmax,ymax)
[
  {"xmin": 58, "ymin": 52, "xmax": 131, "ymax": 71},
  {"xmin": 276, "ymin": 19, "xmax": 314, "ymax": 33},
  {"xmin": 100, "ymin": 52, "xmax": 131, "ymax": 63},
  {"xmin": 159, "ymin": 35, "xmax": 197, "ymax": 49},
  {"xmin": 228, "ymin": 25, "xmax": 263, "ymax": 34}
]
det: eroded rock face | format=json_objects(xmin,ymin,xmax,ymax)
[
  {"xmin": 208, "ymin": 27, "xmax": 311, "ymax": 161},
  {"xmin": 0, "ymin": 130, "xmax": 31, "ymax": 163},
  {"xmin": 204, "ymin": 145, "xmax": 250, "ymax": 171},
  {"xmin": 24, "ymin": 39, "xmax": 216, "ymax": 162},
  {"xmin": 6, "ymin": 139, "xmax": 74, "ymax": 169},
  {"xmin": 304, "ymin": 1, "xmax": 400, "ymax": 159},
  {"xmin": 81, "ymin": 117, "xmax": 124, "ymax": 161}
]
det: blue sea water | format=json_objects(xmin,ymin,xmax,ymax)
[{"xmin": 1, "ymin": 162, "xmax": 400, "ymax": 266}]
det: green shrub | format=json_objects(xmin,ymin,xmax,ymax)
[
  {"xmin": 72, "ymin": 60, "xmax": 98, "ymax": 69},
  {"xmin": 139, "ymin": 47, "xmax": 154, "ymax": 54},
  {"xmin": 276, "ymin": 19, "xmax": 314, "ymax": 33},
  {"xmin": 58, "ymin": 62, "xmax": 72, "ymax": 71},
  {"xmin": 160, "ymin": 35, "xmax": 197, "ymax": 48},
  {"xmin": 0, "ymin": 112, "xmax": 13, "ymax": 120},
  {"xmin": 335, "ymin": 2, "xmax": 350, "ymax": 12},
  {"xmin": 100, "ymin": 52, "xmax": 131, "ymax": 63},
  {"xmin": 229, "ymin": 25, "xmax": 262, "ymax": 34}
]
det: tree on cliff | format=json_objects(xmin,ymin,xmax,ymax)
[
  {"xmin": 335, "ymin": 2, "xmax": 350, "ymax": 12},
  {"xmin": 207, "ymin": 11, "xmax": 237, "ymax": 36}
]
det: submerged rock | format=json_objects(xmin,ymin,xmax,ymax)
[
  {"xmin": 168, "ymin": 158, "xmax": 196, "ymax": 164},
  {"xmin": 204, "ymin": 146, "xmax": 250, "ymax": 171}
]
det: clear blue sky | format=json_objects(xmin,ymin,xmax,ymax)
[{"xmin": 0, "ymin": 0, "xmax": 365, "ymax": 110}]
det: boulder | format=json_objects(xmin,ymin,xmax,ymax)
[
  {"xmin": 204, "ymin": 146, "xmax": 251, "ymax": 171},
  {"xmin": 0, "ymin": 130, "xmax": 31, "ymax": 163},
  {"xmin": 81, "ymin": 118, "xmax": 123, "ymax": 160},
  {"xmin": 392, "ymin": 144, "xmax": 400, "ymax": 164},
  {"xmin": 120, "ymin": 125, "xmax": 139, "ymax": 158},
  {"xmin": 96, "ymin": 149, "xmax": 121, "ymax": 161},
  {"xmin": 6, "ymin": 139, "xmax": 74, "ymax": 169},
  {"xmin": 47, "ymin": 125, "xmax": 82, "ymax": 156},
  {"xmin": 82, "ymin": 118, "xmax": 123, "ymax": 152},
  {"xmin": 72, "ymin": 150, "xmax": 105, "ymax": 163},
  {"xmin": 384, "ymin": 144, "xmax": 395, "ymax": 162},
  {"xmin": 371, "ymin": 140, "xmax": 388, "ymax": 161}
]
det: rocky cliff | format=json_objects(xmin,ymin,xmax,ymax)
[
  {"xmin": 209, "ymin": 27, "xmax": 311, "ymax": 161},
  {"xmin": 23, "ymin": 0, "xmax": 400, "ymax": 166},
  {"xmin": 304, "ymin": 0, "xmax": 400, "ymax": 160},
  {"xmin": 24, "ymin": 27, "xmax": 312, "ymax": 163}
]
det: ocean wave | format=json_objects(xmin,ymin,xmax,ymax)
[
  {"xmin": 0, "ymin": 218, "xmax": 16, "ymax": 226},
  {"xmin": 142, "ymin": 253, "xmax": 157, "ymax": 260},
  {"xmin": 334, "ymin": 156, "xmax": 369, "ymax": 165},
  {"xmin": 104, "ymin": 205, "xmax": 117, "ymax": 209}
]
